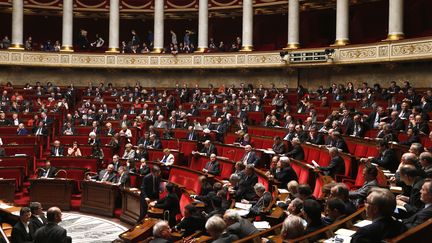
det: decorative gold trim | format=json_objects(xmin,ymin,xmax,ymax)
[
  {"xmin": 332, "ymin": 39, "xmax": 350, "ymax": 46},
  {"xmin": 28, "ymin": 0, "xmax": 60, "ymax": 6},
  {"xmin": 284, "ymin": 43, "xmax": 300, "ymax": 50},
  {"xmin": 151, "ymin": 48, "xmax": 164, "ymax": 53},
  {"xmin": 385, "ymin": 33, "xmax": 405, "ymax": 41},
  {"xmin": 60, "ymin": 45, "xmax": 74, "ymax": 52},
  {"xmin": 105, "ymin": 48, "xmax": 120, "ymax": 53},
  {"xmin": 240, "ymin": 46, "xmax": 253, "ymax": 52},
  {"xmin": 8, "ymin": 44, "xmax": 24, "ymax": 50},
  {"xmin": 194, "ymin": 47, "xmax": 208, "ymax": 53}
]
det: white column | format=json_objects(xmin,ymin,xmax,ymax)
[
  {"xmin": 10, "ymin": 0, "xmax": 24, "ymax": 50},
  {"xmin": 61, "ymin": 0, "xmax": 74, "ymax": 51},
  {"xmin": 107, "ymin": 0, "xmax": 120, "ymax": 52},
  {"xmin": 286, "ymin": 0, "xmax": 299, "ymax": 49},
  {"xmin": 241, "ymin": 0, "xmax": 253, "ymax": 51},
  {"xmin": 387, "ymin": 0, "xmax": 404, "ymax": 40},
  {"xmin": 153, "ymin": 0, "xmax": 164, "ymax": 53},
  {"xmin": 334, "ymin": 0, "xmax": 349, "ymax": 45},
  {"xmin": 196, "ymin": 0, "xmax": 208, "ymax": 52}
]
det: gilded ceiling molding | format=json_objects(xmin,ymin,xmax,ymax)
[
  {"xmin": 75, "ymin": 0, "xmax": 107, "ymax": 9},
  {"xmin": 166, "ymin": 0, "xmax": 197, "ymax": 9},
  {"xmin": 121, "ymin": 0, "xmax": 152, "ymax": 9},
  {"xmin": 27, "ymin": 0, "xmax": 60, "ymax": 6}
]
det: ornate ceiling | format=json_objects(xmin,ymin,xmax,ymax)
[{"xmin": 0, "ymin": 0, "xmax": 383, "ymax": 18}]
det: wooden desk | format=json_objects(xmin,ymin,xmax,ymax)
[
  {"xmin": 28, "ymin": 178, "xmax": 74, "ymax": 210},
  {"xmin": 0, "ymin": 200, "xmax": 21, "ymax": 225},
  {"xmin": 120, "ymin": 188, "xmax": 141, "ymax": 225},
  {"xmin": 119, "ymin": 217, "xmax": 159, "ymax": 243},
  {"xmin": 80, "ymin": 180, "xmax": 119, "ymax": 217},
  {"xmin": 0, "ymin": 179, "xmax": 15, "ymax": 203}
]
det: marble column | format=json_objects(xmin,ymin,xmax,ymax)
[
  {"xmin": 61, "ymin": 0, "xmax": 74, "ymax": 52},
  {"xmin": 196, "ymin": 0, "xmax": 208, "ymax": 52},
  {"xmin": 334, "ymin": 0, "xmax": 349, "ymax": 46},
  {"xmin": 153, "ymin": 0, "xmax": 164, "ymax": 53},
  {"xmin": 286, "ymin": 0, "xmax": 299, "ymax": 49},
  {"xmin": 387, "ymin": 0, "xmax": 404, "ymax": 40},
  {"xmin": 241, "ymin": 0, "xmax": 253, "ymax": 51},
  {"xmin": 10, "ymin": 0, "xmax": 24, "ymax": 50},
  {"xmin": 107, "ymin": 0, "xmax": 120, "ymax": 53}
]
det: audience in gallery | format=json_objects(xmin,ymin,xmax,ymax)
[{"xmin": 3, "ymin": 79, "xmax": 432, "ymax": 242}]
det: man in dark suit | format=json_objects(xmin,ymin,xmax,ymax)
[
  {"xmin": 174, "ymin": 204, "xmax": 206, "ymax": 236},
  {"xmin": 149, "ymin": 134, "xmax": 163, "ymax": 149},
  {"xmin": 368, "ymin": 140, "xmax": 398, "ymax": 172},
  {"xmin": 150, "ymin": 220, "xmax": 172, "ymax": 243},
  {"xmin": 116, "ymin": 166, "xmax": 130, "ymax": 187},
  {"xmin": 200, "ymin": 140, "xmax": 218, "ymax": 156},
  {"xmin": 403, "ymin": 180, "xmax": 432, "ymax": 228},
  {"xmin": 351, "ymin": 188, "xmax": 407, "ymax": 243},
  {"xmin": 345, "ymin": 114, "xmax": 367, "ymax": 137},
  {"xmin": 389, "ymin": 111, "xmax": 406, "ymax": 132},
  {"xmin": 89, "ymin": 164, "xmax": 116, "ymax": 182},
  {"xmin": 105, "ymin": 122, "xmax": 116, "ymax": 136},
  {"xmin": 152, "ymin": 183, "xmax": 180, "ymax": 227},
  {"xmin": 40, "ymin": 112, "xmax": 52, "ymax": 126},
  {"xmin": 203, "ymin": 153, "xmax": 221, "ymax": 176},
  {"xmin": 318, "ymin": 147, "xmax": 345, "ymax": 177},
  {"xmin": 38, "ymin": 161, "xmax": 58, "ymax": 178},
  {"xmin": 306, "ymin": 126, "xmax": 325, "ymax": 145},
  {"xmin": 214, "ymin": 118, "xmax": 227, "ymax": 142},
  {"xmin": 50, "ymin": 140, "xmax": 64, "ymax": 157},
  {"xmin": 17, "ymin": 123, "xmax": 29, "ymax": 135},
  {"xmin": 235, "ymin": 164, "xmax": 258, "ymax": 201},
  {"xmin": 29, "ymin": 202, "xmax": 47, "ymax": 238},
  {"xmin": 272, "ymin": 136, "xmax": 286, "ymax": 155},
  {"xmin": 223, "ymin": 209, "xmax": 259, "ymax": 238},
  {"xmin": 367, "ymin": 106, "xmax": 386, "ymax": 129},
  {"xmin": 11, "ymin": 207, "xmax": 33, "ymax": 243},
  {"xmin": 244, "ymin": 183, "xmax": 272, "ymax": 217},
  {"xmin": 185, "ymin": 126, "xmax": 199, "ymax": 141},
  {"xmin": 285, "ymin": 138, "xmax": 304, "ymax": 161},
  {"xmin": 397, "ymin": 164, "xmax": 425, "ymax": 216},
  {"xmin": 240, "ymin": 145, "xmax": 260, "ymax": 167},
  {"xmin": 420, "ymin": 151, "xmax": 432, "ymax": 178},
  {"xmin": 268, "ymin": 157, "xmax": 298, "ymax": 189},
  {"xmin": 349, "ymin": 164, "xmax": 379, "ymax": 206},
  {"xmin": 138, "ymin": 132, "xmax": 151, "ymax": 148},
  {"xmin": 138, "ymin": 166, "xmax": 162, "ymax": 223},
  {"xmin": 32, "ymin": 121, "xmax": 48, "ymax": 136},
  {"xmin": 33, "ymin": 207, "xmax": 71, "ymax": 243}
]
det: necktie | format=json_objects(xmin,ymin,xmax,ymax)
[
  {"xmin": 55, "ymin": 148, "xmax": 59, "ymax": 156},
  {"xmin": 243, "ymin": 152, "xmax": 250, "ymax": 164},
  {"xmin": 101, "ymin": 172, "xmax": 109, "ymax": 182},
  {"xmin": 189, "ymin": 133, "xmax": 193, "ymax": 140},
  {"xmin": 44, "ymin": 169, "xmax": 49, "ymax": 178}
]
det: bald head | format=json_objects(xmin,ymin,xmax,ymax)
[{"xmin": 47, "ymin": 207, "xmax": 62, "ymax": 223}]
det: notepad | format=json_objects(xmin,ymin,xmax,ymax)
[
  {"xmin": 235, "ymin": 202, "xmax": 252, "ymax": 210},
  {"xmin": 234, "ymin": 209, "xmax": 249, "ymax": 216},
  {"xmin": 253, "ymin": 221, "xmax": 271, "ymax": 229},
  {"xmin": 311, "ymin": 160, "xmax": 319, "ymax": 167},
  {"xmin": 354, "ymin": 220, "xmax": 372, "ymax": 227},
  {"xmin": 278, "ymin": 189, "xmax": 289, "ymax": 194},
  {"xmin": 0, "ymin": 204, "xmax": 13, "ymax": 209},
  {"xmin": 335, "ymin": 228, "xmax": 356, "ymax": 237}
]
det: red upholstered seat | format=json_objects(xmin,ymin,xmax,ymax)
[
  {"xmin": 49, "ymin": 157, "xmax": 99, "ymax": 172},
  {"xmin": 257, "ymin": 173, "xmax": 269, "ymax": 191},
  {"xmin": 305, "ymin": 146, "xmax": 319, "ymax": 164},
  {"xmin": 178, "ymin": 192, "xmax": 194, "ymax": 220},
  {"xmin": 179, "ymin": 141, "xmax": 197, "ymax": 158},
  {"xmin": 312, "ymin": 177, "xmax": 325, "ymax": 199},
  {"xmin": 345, "ymin": 140, "xmax": 356, "ymax": 155},
  {"xmin": 224, "ymin": 134, "xmax": 237, "ymax": 144},
  {"xmin": 354, "ymin": 144, "xmax": 368, "ymax": 157},
  {"xmin": 247, "ymin": 112, "xmax": 265, "ymax": 125},
  {"xmin": 189, "ymin": 156, "xmax": 207, "ymax": 172},
  {"xmin": 0, "ymin": 157, "xmax": 32, "ymax": 177},
  {"xmin": 0, "ymin": 166, "xmax": 24, "ymax": 190},
  {"xmin": 169, "ymin": 168, "xmax": 201, "ymax": 194},
  {"xmin": 365, "ymin": 146, "xmax": 379, "ymax": 157},
  {"xmin": 318, "ymin": 151, "xmax": 331, "ymax": 167}
]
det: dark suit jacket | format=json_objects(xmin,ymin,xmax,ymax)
[
  {"xmin": 250, "ymin": 191, "xmax": 272, "ymax": 215},
  {"xmin": 38, "ymin": 166, "xmax": 58, "ymax": 178},
  {"xmin": 403, "ymin": 177, "xmax": 425, "ymax": 215},
  {"xmin": 176, "ymin": 215, "xmax": 206, "ymax": 236},
  {"xmin": 319, "ymin": 155, "xmax": 345, "ymax": 177},
  {"xmin": 403, "ymin": 205, "xmax": 432, "ymax": 228},
  {"xmin": 371, "ymin": 149, "xmax": 398, "ymax": 172},
  {"xmin": 346, "ymin": 122, "xmax": 367, "ymax": 137},
  {"xmin": 285, "ymin": 144, "xmax": 305, "ymax": 161},
  {"xmin": 151, "ymin": 139, "xmax": 163, "ymax": 149},
  {"xmin": 226, "ymin": 218, "xmax": 259, "ymax": 239},
  {"xmin": 185, "ymin": 132, "xmax": 199, "ymax": 141},
  {"xmin": 273, "ymin": 166, "xmax": 298, "ymax": 189},
  {"xmin": 241, "ymin": 151, "xmax": 260, "ymax": 167},
  {"xmin": 29, "ymin": 215, "xmax": 47, "ymax": 238},
  {"xmin": 11, "ymin": 221, "xmax": 33, "ymax": 243},
  {"xmin": 390, "ymin": 118, "xmax": 405, "ymax": 132},
  {"xmin": 236, "ymin": 173, "xmax": 258, "ymax": 201},
  {"xmin": 205, "ymin": 160, "xmax": 221, "ymax": 176},
  {"xmin": 140, "ymin": 173, "xmax": 160, "ymax": 200},
  {"xmin": 33, "ymin": 222, "xmax": 71, "ymax": 243},
  {"xmin": 116, "ymin": 172, "xmax": 131, "ymax": 187},
  {"xmin": 351, "ymin": 217, "xmax": 407, "ymax": 243},
  {"xmin": 306, "ymin": 133, "xmax": 325, "ymax": 145},
  {"xmin": 200, "ymin": 144, "xmax": 218, "ymax": 156},
  {"xmin": 50, "ymin": 146, "xmax": 64, "ymax": 156},
  {"xmin": 334, "ymin": 138, "xmax": 349, "ymax": 153},
  {"xmin": 138, "ymin": 138, "xmax": 151, "ymax": 147},
  {"xmin": 17, "ymin": 128, "xmax": 29, "ymax": 135},
  {"xmin": 349, "ymin": 180, "xmax": 378, "ymax": 206},
  {"xmin": 32, "ymin": 126, "xmax": 48, "ymax": 136},
  {"xmin": 93, "ymin": 169, "xmax": 116, "ymax": 182},
  {"xmin": 272, "ymin": 142, "xmax": 286, "ymax": 154},
  {"xmin": 155, "ymin": 192, "xmax": 180, "ymax": 226}
]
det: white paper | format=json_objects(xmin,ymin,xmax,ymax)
[
  {"xmin": 278, "ymin": 189, "xmax": 289, "ymax": 194},
  {"xmin": 335, "ymin": 228, "xmax": 356, "ymax": 237},
  {"xmin": 311, "ymin": 160, "xmax": 319, "ymax": 167},
  {"xmin": 11, "ymin": 211, "xmax": 20, "ymax": 216},
  {"xmin": 253, "ymin": 221, "xmax": 271, "ymax": 229},
  {"xmin": 235, "ymin": 202, "xmax": 252, "ymax": 210},
  {"xmin": 14, "ymin": 154, "xmax": 27, "ymax": 157},
  {"xmin": 234, "ymin": 209, "xmax": 249, "ymax": 216},
  {"xmin": 0, "ymin": 204, "xmax": 13, "ymax": 209},
  {"xmin": 262, "ymin": 150, "xmax": 276, "ymax": 155},
  {"xmin": 354, "ymin": 220, "xmax": 372, "ymax": 228}
]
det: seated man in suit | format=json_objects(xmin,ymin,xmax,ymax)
[
  {"xmin": 32, "ymin": 121, "xmax": 48, "ymax": 136},
  {"xmin": 223, "ymin": 209, "xmax": 258, "ymax": 239},
  {"xmin": 242, "ymin": 183, "xmax": 272, "ymax": 217},
  {"xmin": 349, "ymin": 164, "xmax": 379, "ymax": 206},
  {"xmin": 272, "ymin": 136, "xmax": 286, "ymax": 155},
  {"xmin": 149, "ymin": 134, "xmax": 163, "ymax": 149},
  {"xmin": 351, "ymin": 188, "xmax": 407, "ymax": 243},
  {"xmin": 174, "ymin": 204, "xmax": 206, "ymax": 237},
  {"xmin": 365, "ymin": 140, "xmax": 398, "ymax": 172},
  {"xmin": 150, "ymin": 220, "xmax": 172, "ymax": 243},
  {"xmin": 11, "ymin": 207, "xmax": 33, "ymax": 243},
  {"xmin": 185, "ymin": 126, "xmax": 199, "ymax": 141},
  {"xmin": 205, "ymin": 215, "xmax": 239, "ymax": 243},
  {"xmin": 280, "ymin": 215, "xmax": 305, "ymax": 240},
  {"xmin": 303, "ymin": 199, "xmax": 325, "ymax": 236},
  {"xmin": 116, "ymin": 166, "xmax": 130, "ymax": 187},
  {"xmin": 89, "ymin": 164, "xmax": 116, "ymax": 183},
  {"xmin": 267, "ymin": 156, "xmax": 298, "ymax": 189},
  {"xmin": 396, "ymin": 164, "xmax": 425, "ymax": 217},
  {"xmin": 17, "ymin": 123, "xmax": 29, "ymax": 135},
  {"xmin": 150, "ymin": 183, "xmax": 180, "ymax": 227},
  {"xmin": 235, "ymin": 164, "xmax": 258, "ymax": 201},
  {"xmin": 306, "ymin": 126, "xmax": 325, "ymax": 145},
  {"xmin": 285, "ymin": 138, "xmax": 304, "ymax": 161},
  {"xmin": 240, "ymin": 145, "xmax": 260, "ymax": 167},
  {"xmin": 330, "ymin": 183, "xmax": 356, "ymax": 215},
  {"xmin": 198, "ymin": 140, "xmax": 218, "ymax": 156},
  {"xmin": 50, "ymin": 140, "xmax": 64, "ymax": 157},
  {"xmin": 138, "ymin": 166, "xmax": 162, "ymax": 223},
  {"xmin": 33, "ymin": 207, "xmax": 71, "ymax": 243},
  {"xmin": 403, "ymin": 179, "xmax": 432, "ymax": 228},
  {"xmin": 420, "ymin": 151, "xmax": 432, "ymax": 178},
  {"xmin": 317, "ymin": 147, "xmax": 345, "ymax": 177},
  {"xmin": 29, "ymin": 202, "xmax": 47, "ymax": 238},
  {"xmin": 203, "ymin": 153, "xmax": 221, "ymax": 176},
  {"xmin": 38, "ymin": 161, "xmax": 58, "ymax": 178}
]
